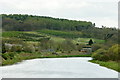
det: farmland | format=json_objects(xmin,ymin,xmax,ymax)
[{"xmin": 2, "ymin": 30, "xmax": 104, "ymax": 65}]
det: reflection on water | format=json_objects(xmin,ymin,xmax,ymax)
[{"xmin": 0, "ymin": 57, "xmax": 118, "ymax": 78}]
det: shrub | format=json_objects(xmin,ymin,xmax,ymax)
[
  {"xmin": 60, "ymin": 39, "xmax": 76, "ymax": 51},
  {"xmin": 23, "ymin": 44, "xmax": 35, "ymax": 53},
  {"xmin": 108, "ymin": 44, "xmax": 120, "ymax": 61},
  {"xmin": 2, "ymin": 52, "xmax": 15, "ymax": 60},
  {"xmin": 2, "ymin": 43, "xmax": 6, "ymax": 53},
  {"xmin": 2, "ymin": 53, "xmax": 9, "ymax": 60},
  {"xmin": 92, "ymin": 49, "xmax": 109, "ymax": 61},
  {"xmin": 92, "ymin": 44, "xmax": 120, "ymax": 61},
  {"xmin": 10, "ymin": 45, "xmax": 22, "ymax": 52}
]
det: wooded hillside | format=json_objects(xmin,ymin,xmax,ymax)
[{"xmin": 1, "ymin": 14, "xmax": 119, "ymax": 42}]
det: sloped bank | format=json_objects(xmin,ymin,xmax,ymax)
[
  {"xmin": 89, "ymin": 60, "xmax": 119, "ymax": 72},
  {"xmin": 1, "ymin": 52, "xmax": 91, "ymax": 66}
]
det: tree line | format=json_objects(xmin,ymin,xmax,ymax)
[
  {"xmin": 1, "ymin": 14, "xmax": 119, "ymax": 42},
  {"xmin": 2, "ymin": 14, "xmax": 93, "ymax": 31}
]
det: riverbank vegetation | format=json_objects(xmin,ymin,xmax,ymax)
[
  {"xmin": 2, "ymin": 52, "xmax": 91, "ymax": 66},
  {"xmin": 1, "ymin": 14, "xmax": 119, "ymax": 69},
  {"xmin": 89, "ymin": 60, "xmax": 119, "ymax": 72},
  {"xmin": 90, "ymin": 44, "xmax": 120, "ymax": 72},
  {"xmin": 1, "ymin": 30, "xmax": 94, "ymax": 66}
]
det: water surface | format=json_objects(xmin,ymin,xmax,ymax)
[{"xmin": 0, "ymin": 57, "xmax": 118, "ymax": 78}]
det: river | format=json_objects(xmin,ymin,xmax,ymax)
[{"xmin": 0, "ymin": 57, "xmax": 118, "ymax": 78}]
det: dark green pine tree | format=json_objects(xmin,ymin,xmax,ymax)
[{"xmin": 88, "ymin": 39, "xmax": 93, "ymax": 45}]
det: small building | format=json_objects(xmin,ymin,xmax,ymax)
[{"xmin": 81, "ymin": 46, "xmax": 92, "ymax": 54}]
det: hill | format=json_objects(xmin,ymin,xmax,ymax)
[
  {"xmin": 2, "ymin": 14, "xmax": 93, "ymax": 31},
  {"xmin": 2, "ymin": 14, "xmax": 118, "ymax": 41}
]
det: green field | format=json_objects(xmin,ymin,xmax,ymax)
[
  {"xmin": 38, "ymin": 29, "xmax": 83, "ymax": 38},
  {"xmin": 2, "ymin": 31, "xmax": 50, "ymax": 42},
  {"xmin": 3, "ymin": 30, "xmax": 105, "ymax": 44},
  {"xmin": 89, "ymin": 60, "xmax": 119, "ymax": 72},
  {"xmin": 1, "ymin": 30, "xmax": 106, "ymax": 66},
  {"xmin": 73, "ymin": 38, "xmax": 105, "ymax": 44}
]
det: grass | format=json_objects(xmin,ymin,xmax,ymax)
[
  {"xmin": 73, "ymin": 38, "xmax": 105, "ymax": 44},
  {"xmin": 0, "ymin": 31, "xmax": 2, "ymax": 37},
  {"xmin": 38, "ymin": 29, "xmax": 82, "ymax": 38},
  {"xmin": 2, "ymin": 31, "xmax": 24, "ymax": 37},
  {"xmin": 2, "ymin": 52, "xmax": 91, "ymax": 66},
  {"xmin": 55, "ymin": 54, "xmax": 91, "ymax": 57},
  {"xmin": 89, "ymin": 60, "xmax": 119, "ymax": 72},
  {"xmin": 50, "ymin": 36, "xmax": 65, "ymax": 43},
  {"xmin": 2, "ymin": 31, "xmax": 49, "ymax": 42},
  {"xmin": 2, "ymin": 52, "xmax": 42, "ymax": 66},
  {"xmin": 2, "ymin": 31, "xmax": 105, "ymax": 44}
]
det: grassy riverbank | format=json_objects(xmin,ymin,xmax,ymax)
[
  {"xmin": 89, "ymin": 60, "xmax": 119, "ymax": 72},
  {"xmin": 2, "ymin": 52, "xmax": 91, "ymax": 66}
]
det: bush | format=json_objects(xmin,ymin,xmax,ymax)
[
  {"xmin": 2, "ymin": 43, "xmax": 6, "ymax": 53},
  {"xmin": 92, "ymin": 49, "xmax": 109, "ymax": 61},
  {"xmin": 2, "ymin": 53, "xmax": 9, "ymax": 60},
  {"xmin": 23, "ymin": 44, "xmax": 35, "ymax": 53},
  {"xmin": 107, "ymin": 44, "xmax": 120, "ymax": 61},
  {"xmin": 10, "ymin": 45, "xmax": 22, "ymax": 52},
  {"xmin": 2, "ymin": 52, "xmax": 15, "ymax": 60},
  {"xmin": 60, "ymin": 39, "xmax": 76, "ymax": 51},
  {"xmin": 39, "ymin": 39, "xmax": 57, "ymax": 51},
  {"xmin": 92, "ymin": 44, "xmax": 120, "ymax": 61}
]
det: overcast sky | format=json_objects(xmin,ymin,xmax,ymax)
[{"xmin": 0, "ymin": 0, "xmax": 119, "ymax": 28}]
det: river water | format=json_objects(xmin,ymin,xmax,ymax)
[{"xmin": 0, "ymin": 57, "xmax": 118, "ymax": 78}]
